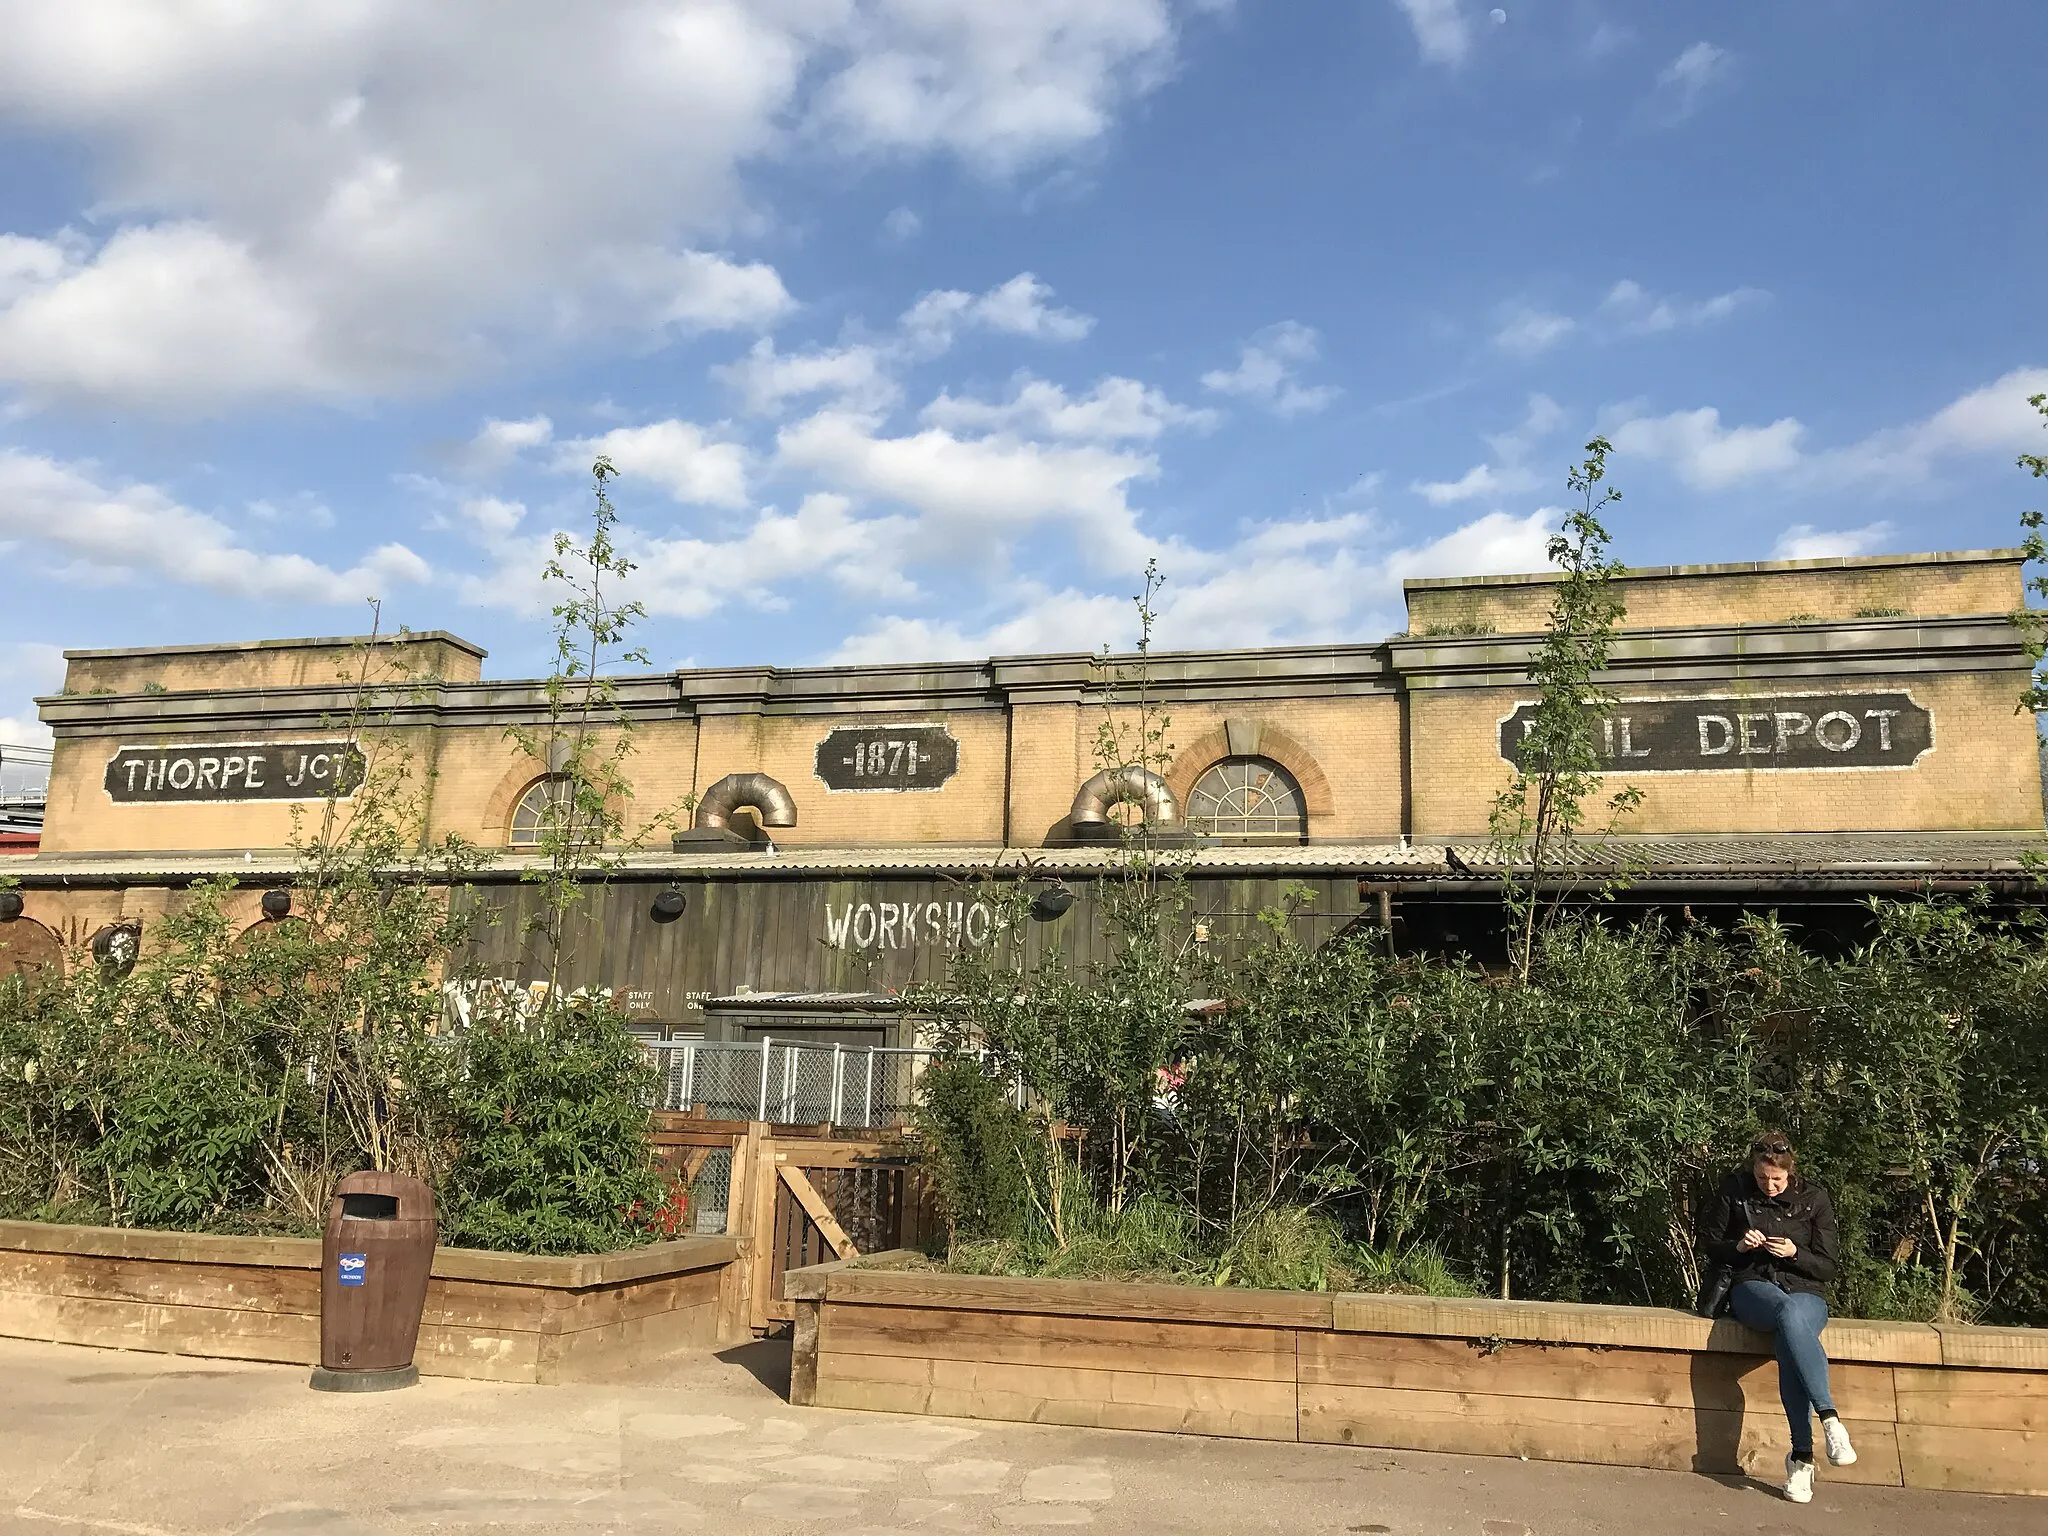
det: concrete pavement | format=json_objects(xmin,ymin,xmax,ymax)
[{"xmin": 1, "ymin": 1335, "xmax": 2038, "ymax": 1535}]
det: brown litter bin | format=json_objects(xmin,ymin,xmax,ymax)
[{"xmin": 310, "ymin": 1170, "xmax": 436, "ymax": 1392}]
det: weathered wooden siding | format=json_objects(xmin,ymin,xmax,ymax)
[
  {"xmin": 786, "ymin": 1261, "xmax": 2048, "ymax": 1498},
  {"xmin": 453, "ymin": 874, "xmax": 1372, "ymax": 1035},
  {"xmin": 0, "ymin": 1222, "xmax": 745, "ymax": 1385}
]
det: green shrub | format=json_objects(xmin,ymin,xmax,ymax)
[
  {"xmin": 913, "ymin": 1056, "xmax": 1043, "ymax": 1247},
  {"xmin": 93, "ymin": 1052, "xmax": 270, "ymax": 1229},
  {"xmin": 439, "ymin": 994, "xmax": 664, "ymax": 1254}
]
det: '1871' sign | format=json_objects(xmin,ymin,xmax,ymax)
[
  {"xmin": 815, "ymin": 724, "xmax": 959, "ymax": 792},
  {"xmin": 1499, "ymin": 692, "xmax": 1933, "ymax": 772},
  {"xmin": 104, "ymin": 742, "xmax": 367, "ymax": 803}
]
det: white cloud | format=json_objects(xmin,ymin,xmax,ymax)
[
  {"xmin": 1601, "ymin": 278, "xmax": 1765, "ymax": 335},
  {"xmin": 1384, "ymin": 509, "xmax": 1556, "ymax": 587},
  {"xmin": 806, "ymin": 0, "xmax": 1183, "ymax": 172},
  {"xmin": 0, "ymin": 224, "xmax": 337, "ymax": 405},
  {"xmin": 1610, "ymin": 368, "xmax": 2048, "ymax": 491},
  {"xmin": 776, "ymin": 407, "xmax": 1161, "ymax": 571},
  {"xmin": 1201, "ymin": 321, "xmax": 1339, "ymax": 416},
  {"xmin": 827, "ymin": 505, "xmax": 1557, "ymax": 663},
  {"xmin": 1654, "ymin": 41, "xmax": 1731, "ymax": 123},
  {"xmin": 564, "ymin": 421, "xmax": 751, "ymax": 509},
  {"xmin": 881, "ymin": 207, "xmax": 923, "ymax": 244},
  {"xmin": 1412, "ymin": 462, "xmax": 1541, "ymax": 505},
  {"xmin": 1607, "ymin": 407, "xmax": 1806, "ymax": 490},
  {"xmin": 1852, "ymin": 367, "xmax": 2048, "ymax": 476},
  {"xmin": 0, "ymin": 641, "xmax": 64, "ymax": 750},
  {"xmin": 827, "ymin": 585, "xmax": 1133, "ymax": 664},
  {"xmin": 1485, "ymin": 392, "xmax": 1566, "ymax": 463},
  {"xmin": 713, "ymin": 339, "xmax": 898, "ymax": 417},
  {"xmin": 0, "ymin": 1, "xmax": 1191, "ymax": 409},
  {"xmin": 1773, "ymin": 523, "xmax": 1896, "ymax": 561},
  {"xmin": 1493, "ymin": 308, "xmax": 1575, "ymax": 356},
  {"xmin": 1412, "ymin": 394, "xmax": 1563, "ymax": 505},
  {"xmin": 901, "ymin": 273, "xmax": 1095, "ymax": 354},
  {"xmin": 462, "ymin": 415, "xmax": 554, "ymax": 475},
  {"xmin": 1391, "ymin": 1, "xmax": 1473, "ymax": 66},
  {"xmin": 0, "ymin": 448, "xmax": 429, "ymax": 602},
  {"xmin": 458, "ymin": 492, "xmax": 916, "ymax": 622},
  {"xmin": 921, "ymin": 375, "xmax": 1215, "ymax": 441},
  {"xmin": 456, "ymin": 497, "xmax": 527, "ymax": 539}
]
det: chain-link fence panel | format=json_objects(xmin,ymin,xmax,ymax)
[
  {"xmin": 644, "ymin": 1040, "xmax": 953, "ymax": 1127},
  {"xmin": 688, "ymin": 1147, "xmax": 732, "ymax": 1235}
]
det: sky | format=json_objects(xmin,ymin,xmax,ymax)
[{"xmin": 2, "ymin": 1, "xmax": 2045, "ymax": 749}]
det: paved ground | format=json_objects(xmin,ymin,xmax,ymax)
[{"xmin": 1, "ymin": 1336, "xmax": 2038, "ymax": 1536}]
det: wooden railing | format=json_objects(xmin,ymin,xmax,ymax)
[{"xmin": 651, "ymin": 1112, "xmax": 932, "ymax": 1333}]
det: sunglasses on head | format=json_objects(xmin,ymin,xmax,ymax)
[{"xmin": 1751, "ymin": 1137, "xmax": 1793, "ymax": 1156}]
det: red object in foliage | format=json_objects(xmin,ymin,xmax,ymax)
[{"xmin": 623, "ymin": 1176, "xmax": 693, "ymax": 1240}]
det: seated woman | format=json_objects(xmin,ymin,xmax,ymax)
[{"xmin": 1698, "ymin": 1133, "xmax": 1856, "ymax": 1503}]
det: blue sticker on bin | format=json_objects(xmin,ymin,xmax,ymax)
[{"xmin": 337, "ymin": 1252, "xmax": 367, "ymax": 1287}]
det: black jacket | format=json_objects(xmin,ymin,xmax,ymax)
[{"xmin": 1698, "ymin": 1170, "xmax": 1840, "ymax": 1297}]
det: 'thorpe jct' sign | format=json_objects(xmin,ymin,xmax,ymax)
[
  {"xmin": 104, "ymin": 742, "xmax": 367, "ymax": 803},
  {"xmin": 1498, "ymin": 692, "xmax": 1933, "ymax": 772}
]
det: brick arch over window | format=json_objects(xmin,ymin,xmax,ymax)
[
  {"xmin": 1167, "ymin": 720, "xmax": 1334, "ymax": 822},
  {"xmin": 481, "ymin": 766, "xmax": 627, "ymax": 847},
  {"xmin": 482, "ymin": 764, "xmax": 549, "ymax": 839},
  {"xmin": 0, "ymin": 917, "xmax": 63, "ymax": 983}
]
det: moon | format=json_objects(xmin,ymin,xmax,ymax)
[{"xmin": 1491, "ymin": 7, "xmax": 1507, "ymax": 21}]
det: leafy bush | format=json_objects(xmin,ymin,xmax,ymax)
[
  {"xmin": 439, "ymin": 993, "xmax": 665, "ymax": 1255},
  {"xmin": 916, "ymin": 892, "xmax": 2048, "ymax": 1324},
  {"xmin": 912, "ymin": 1056, "xmax": 1043, "ymax": 1245}
]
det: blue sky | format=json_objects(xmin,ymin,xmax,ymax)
[{"xmin": 2, "ymin": 1, "xmax": 2045, "ymax": 746}]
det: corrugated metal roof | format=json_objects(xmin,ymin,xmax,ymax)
[
  {"xmin": 703, "ymin": 991, "xmax": 907, "ymax": 1010},
  {"xmin": 9, "ymin": 832, "xmax": 2044, "ymax": 883}
]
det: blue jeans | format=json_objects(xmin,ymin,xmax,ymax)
[{"xmin": 1730, "ymin": 1279, "xmax": 1835, "ymax": 1460}]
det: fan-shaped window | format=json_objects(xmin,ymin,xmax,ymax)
[
  {"xmin": 508, "ymin": 776, "xmax": 574, "ymax": 849},
  {"xmin": 1187, "ymin": 756, "xmax": 1307, "ymax": 841}
]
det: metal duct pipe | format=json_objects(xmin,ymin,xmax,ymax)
[
  {"xmin": 1068, "ymin": 765, "xmax": 1181, "ymax": 836},
  {"xmin": 693, "ymin": 772, "xmax": 798, "ymax": 832}
]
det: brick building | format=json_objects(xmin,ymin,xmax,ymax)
[{"xmin": 4, "ymin": 547, "xmax": 2043, "ymax": 1040}]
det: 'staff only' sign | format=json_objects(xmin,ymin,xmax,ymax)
[
  {"xmin": 1499, "ymin": 693, "xmax": 1932, "ymax": 772},
  {"xmin": 815, "ymin": 724, "xmax": 959, "ymax": 792},
  {"xmin": 104, "ymin": 742, "xmax": 367, "ymax": 803}
]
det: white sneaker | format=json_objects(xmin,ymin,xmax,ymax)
[
  {"xmin": 1784, "ymin": 1455, "xmax": 1815, "ymax": 1504},
  {"xmin": 1823, "ymin": 1416, "xmax": 1857, "ymax": 1466}
]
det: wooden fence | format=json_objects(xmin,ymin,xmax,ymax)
[
  {"xmin": 785, "ymin": 1256, "xmax": 2048, "ymax": 1498},
  {"xmin": 651, "ymin": 1112, "xmax": 931, "ymax": 1334}
]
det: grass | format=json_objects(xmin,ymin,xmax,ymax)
[{"xmin": 928, "ymin": 1191, "xmax": 1474, "ymax": 1298}]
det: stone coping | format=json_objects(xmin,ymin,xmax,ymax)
[
  {"xmin": 0, "ymin": 1219, "xmax": 738, "ymax": 1291},
  {"xmin": 789, "ymin": 1256, "xmax": 2048, "ymax": 1369},
  {"xmin": 1401, "ymin": 546, "xmax": 2026, "ymax": 591},
  {"xmin": 62, "ymin": 631, "xmax": 488, "ymax": 662}
]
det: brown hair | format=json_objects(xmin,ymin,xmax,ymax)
[{"xmin": 1749, "ymin": 1132, "xmax": 1797, "ymax": 1172}]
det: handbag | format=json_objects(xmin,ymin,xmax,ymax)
[
  {"xmin": 1695, "ymin": 1265, "xmax": 1735, "ymax": 1318},
  {"xmin": 1695, "ymin": 1194, "xmax": 1748, "ymax": 1317}
]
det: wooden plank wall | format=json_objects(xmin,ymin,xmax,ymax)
[
  {"xmin": 454, "ymin": 874, "xmax": 1370, "ymax": 1034},
  {"xmin": 0, "ymin": 1224, "xmax": 743, "ymax": 1385},
  {"xmin": 792, "ymin": 1267, "xmax": 2048, "ymax": 1498}
]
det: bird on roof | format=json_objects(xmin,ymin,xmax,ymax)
[{"xmin": 1445, "ymin": 846, "xmax": 1475, "ymax": 874}]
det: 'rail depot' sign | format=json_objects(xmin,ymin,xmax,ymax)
[
  {"xmin": 104, "ymin": 742, "xmax": 367, "ymax": 803},
  {"xmin": 1499, "ymin": 693, "xmax": 1932, "ymax": 772}
]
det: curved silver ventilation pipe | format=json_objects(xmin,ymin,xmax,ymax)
[
  {"xmin": 1068, "ymin": 765, "xmax": 1181, "ymax": 837},
  {"xmin": 694, "ymin": 772, "xmax": 798, "ymax": 832}
]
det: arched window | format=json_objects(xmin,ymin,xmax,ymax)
[
  {"xmin": 1186, "ymin": 756, "xmax": 1307, "ymax": 840},
  {"xmin": 508, "ymin": 776, "xmax": 575, "ymax": 849}
]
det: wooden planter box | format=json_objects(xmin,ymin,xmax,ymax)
[
  {"xmin": 787, "ymin": 1257, "xmax": 2048, "ymax": 1498},
  {"xmin": 0, "ymin": 1220, "xmax": 746, "ymax": 1384}
]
